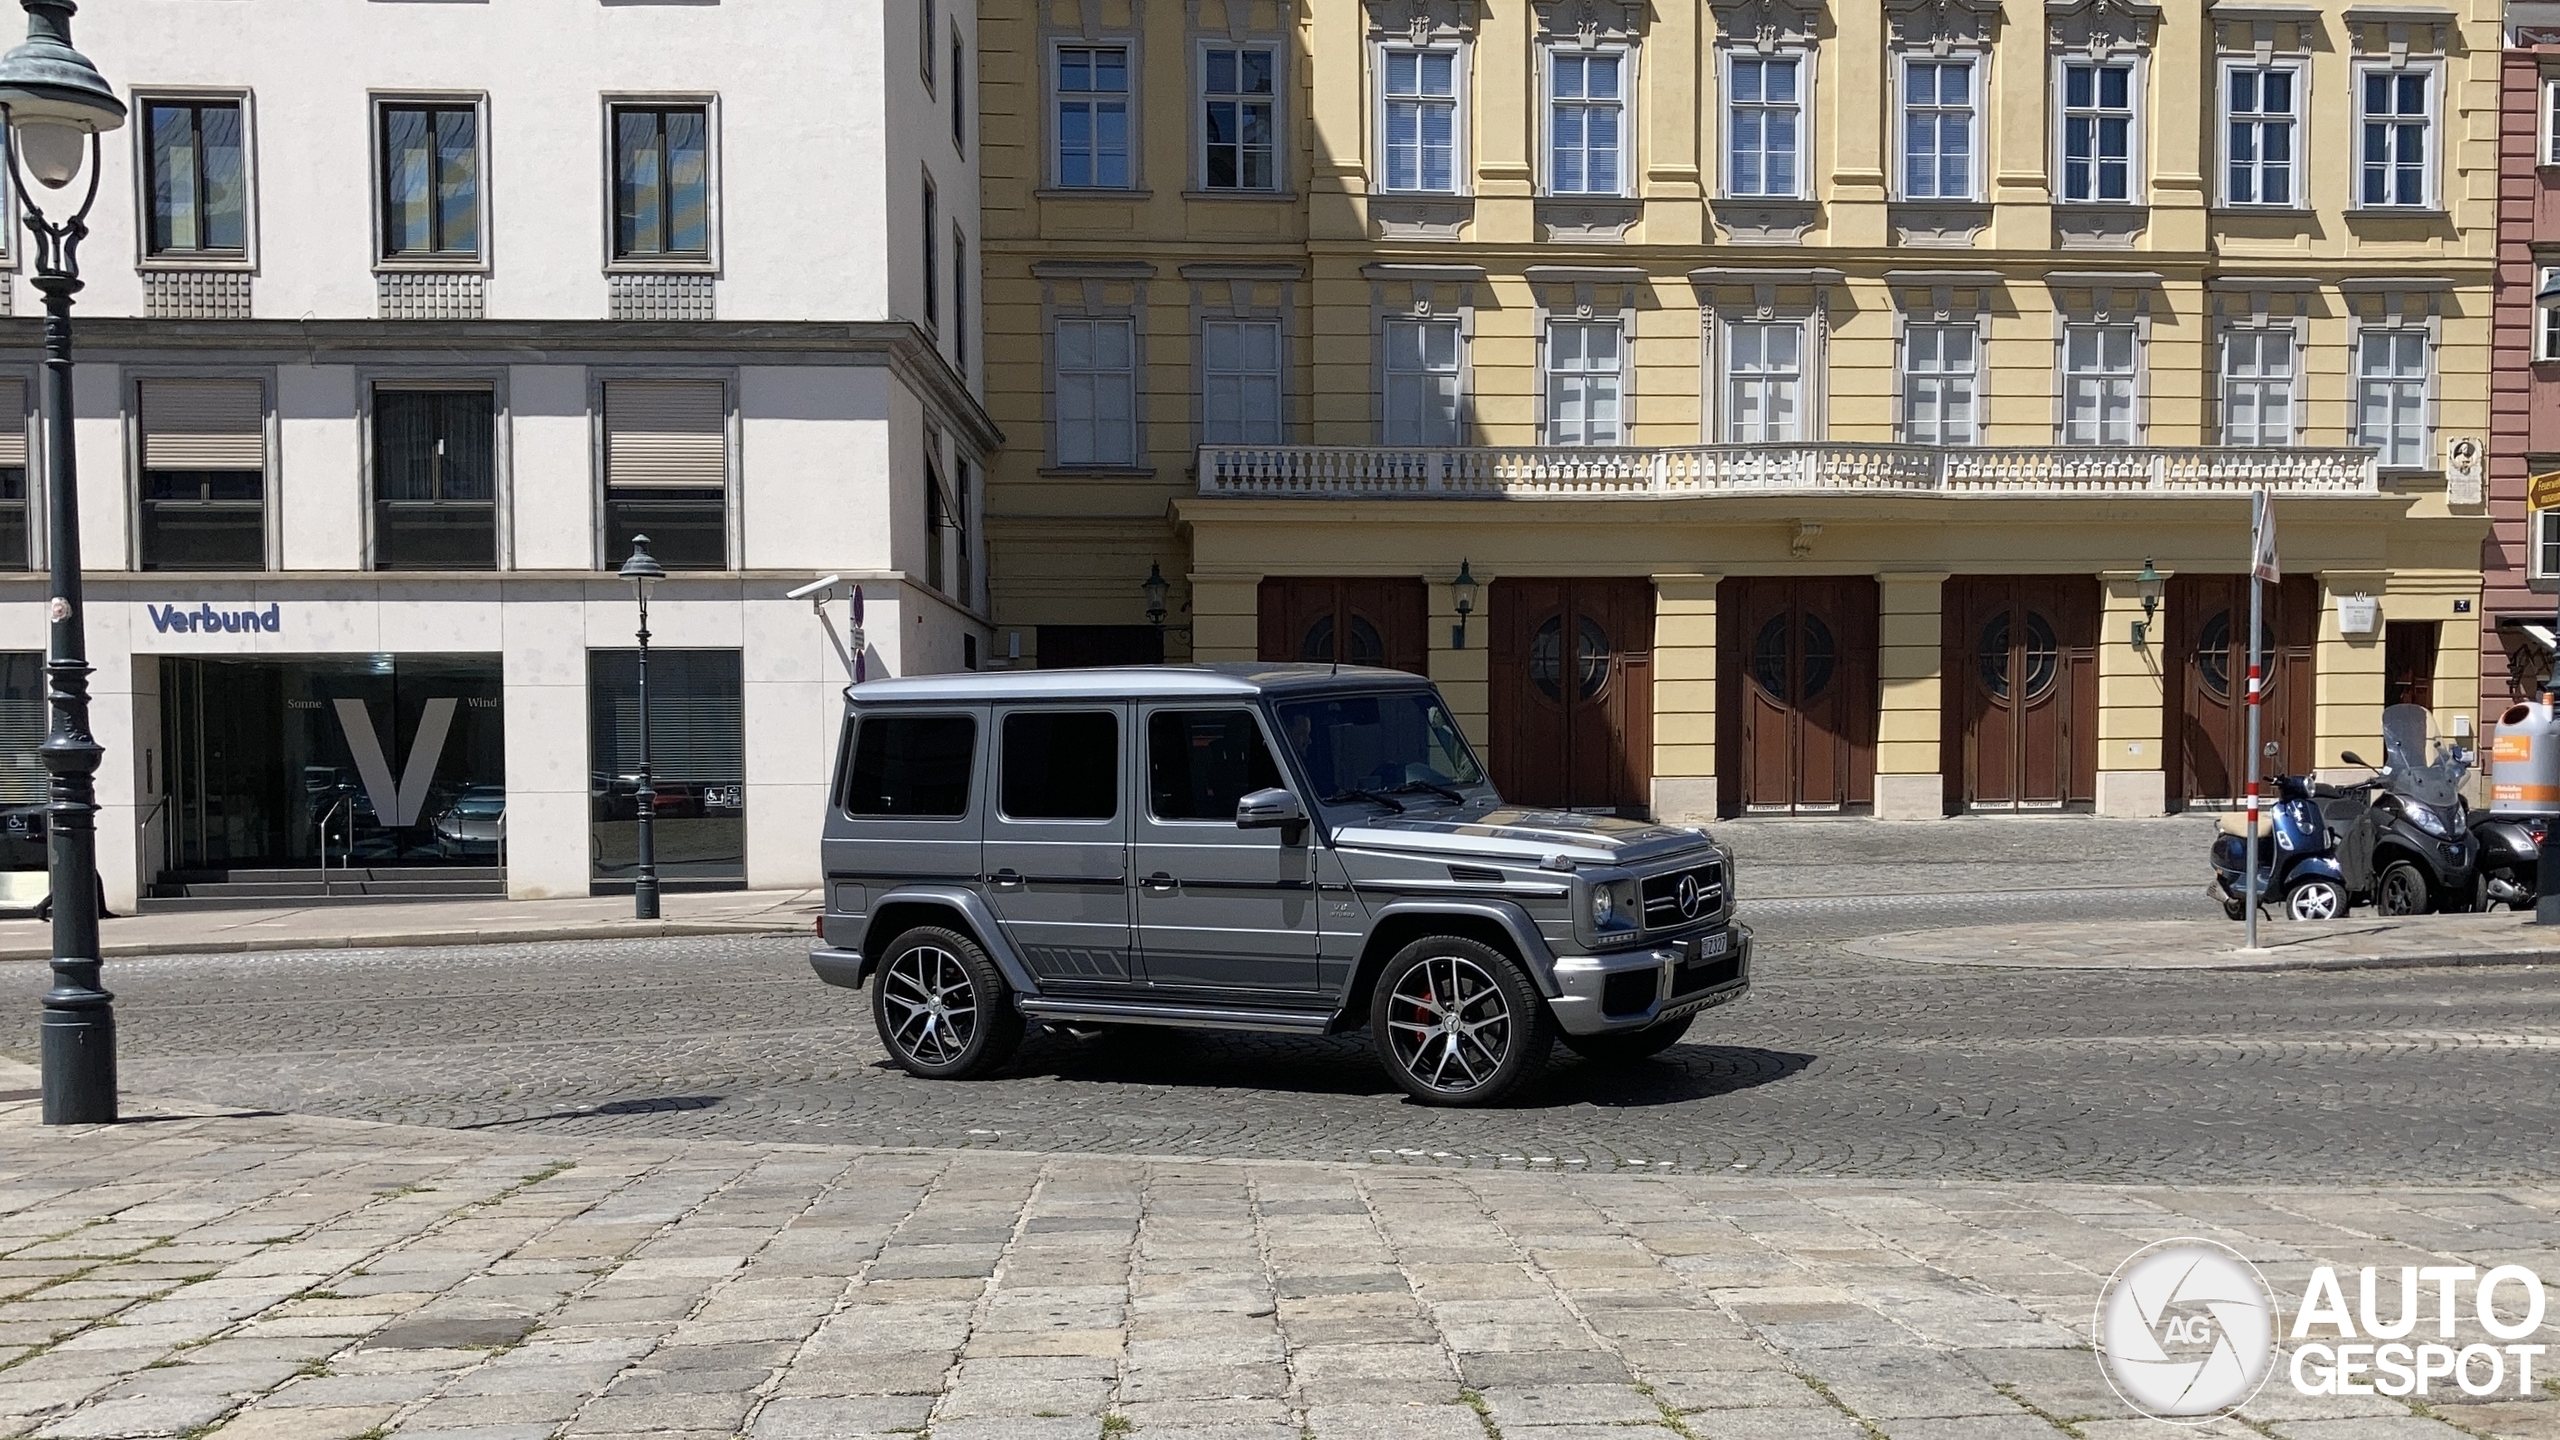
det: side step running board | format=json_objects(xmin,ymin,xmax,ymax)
[{"xmin": 1015, "ymin": 995, "xmax": 1337, "ymax": 1034}]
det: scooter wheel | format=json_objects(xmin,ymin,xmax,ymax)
[
  {"xmin": 2374, "ymin": 861, "xmax": 2430, "ymax": 917},
  {"xmin": 2221, "ymin": 899, "xmax": 2248, "ymax": 922},
  {"xmin": 2285, "ymin": 878, "xmax": 2348, "ymax": 921}
]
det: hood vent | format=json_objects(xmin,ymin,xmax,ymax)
[{"xmin": 1448, "ymin": 864, "xmax": 1505, "ymax": 884}]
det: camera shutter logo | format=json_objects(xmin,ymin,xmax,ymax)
[{"xmin": 2095, "ymin": 1238, "xmax": 2279, "ymax": 1422}]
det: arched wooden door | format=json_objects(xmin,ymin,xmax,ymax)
[
  {"xmin": 1489, "ymin": 578, "xmax": 1653, "ymax": 814},
  {"xmin": 1256, "ymin": 578, "xmax": 1428, "ymax": 675},
  {"xmin": 1717, "ymin": 577, "xmax": 1878, "ymax": 813},
  {"xmin": 2165, "ymin": 574, "xmax": 2315, "ymax": 805},
  {"xmin": 1944, "ymin": 576, "xmax": 2099, "ymax": 810}
]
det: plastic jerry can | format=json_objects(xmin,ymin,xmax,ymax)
[{"xmin": 2490, "ymin": 700, "xmax": 2560, "ymax": 814}]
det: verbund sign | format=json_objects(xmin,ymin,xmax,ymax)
[{"xmin": 144, "ymin": 602, "xmax": 282, "ymax": 635}]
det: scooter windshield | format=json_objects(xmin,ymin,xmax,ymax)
[{"xmin": 2380, "ymin": 703, "xmax": 2465, "ymax": 808}]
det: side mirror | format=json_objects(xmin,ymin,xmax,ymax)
[
  {"xmin": 2341, "ymin": 751, "xmax": 2370, "ymax": 769},
  {"xmin": 1236, "ymin": 788, "xmax": 1307, "ymax": 831}
]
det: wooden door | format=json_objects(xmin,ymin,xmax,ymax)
[
  {"xmin": 1717, "ymin": 577, "xmax": 1878, "ymax": 814},
  {"xmin": 1945, "ymin": 576, "xmax": 2099, "ymax": 809},
  {"xmin": 1490, "ymin": 578, "xmax": 1654, "ymax": 813},
  {"xmin": 1257, "ymin": 578, "xmax": 1428, "ymax": 675},
  {"xmin": 2165, "ymin": 574, "xmax": 2315, "ymax": 804},
  {"xmin": 2385, "ymin": 621, "xmax": 2439, "ymax": 710}
]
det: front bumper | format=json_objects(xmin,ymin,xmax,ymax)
[
  {"xmin": 1546, "ymin": 924, "xmax": 1751, "ymax": 1036},
  {"xmin": 810, "ymin": 947, "xmax": 868, "ymax": 989}
]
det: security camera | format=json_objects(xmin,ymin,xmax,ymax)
[{"xmin": 786, "ymin": 574, "xmax": 842, "ymax": 601}]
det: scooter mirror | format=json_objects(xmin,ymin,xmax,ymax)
[
  {"xmin": 2264, "ymin": 741, "xmax": 2280, "ymax": 757},
  {"xmin": 2341, "ymin": 751, "xmax": 2370, "ymax": 768}
]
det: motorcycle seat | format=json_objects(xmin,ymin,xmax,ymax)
[{"xmin": 2216, "ymin": 811, "xmax": 2276, "ymax": 838}]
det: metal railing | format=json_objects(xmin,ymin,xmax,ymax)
[
  {"xmin": 314, "ymin": 796, "xmax": 350, "ymax": 898},
  {"xmin": 1195, "ymin": 443, "xmax": 2383, "ymax": 499}
]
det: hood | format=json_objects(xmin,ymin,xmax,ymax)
[{"xmin": 1329, "ymin": 803, "xmax": 1716, "ymax": 868}]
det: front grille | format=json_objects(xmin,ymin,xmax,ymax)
[
  {"xmin": 1640, "ymin": 859, "xmax": 1726, "ymax": 930},
  {"xmin": 1600, "ymin": 969, "xmax": 1659, "ymax": 1018}
]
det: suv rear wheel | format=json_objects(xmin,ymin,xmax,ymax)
[
  {"xmin": 1561, "ymin": 1015, "xmax": 1692, "ymax": 1064},
  {"xmin": 1370, "ymin": 936, "xmax": 1553, "ymax": 1106},
  {"xmin": 872, "ymin": 925, "xmax": 1024, "ymax": 1080}
]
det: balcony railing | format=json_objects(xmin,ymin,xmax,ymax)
[{"xmin": 1195, "ymin": 443, "xmax": 2382, "ymax": 499}]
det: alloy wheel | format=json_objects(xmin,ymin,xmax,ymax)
[
  {"xmin": 2287, "ymin": 880, "xmax": 2345, "ymax": 921},
  {"xmin": 880, "ymin": 944, "xmax": 978, "ymax": 1067},
  {"xmin": 1384, "ymin": 952, "xmax": 1515, "ymax": 1095},
  {"xmin": 2377, "ymin": 863, "xmax": 2429, "ymax": 917}
]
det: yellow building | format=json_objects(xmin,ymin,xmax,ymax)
[{"xmin": 980, "ymin": 0, "xmax": 2492, "ymax": 819}]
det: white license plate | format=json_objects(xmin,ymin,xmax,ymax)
[{"xmin": 1695, "ymin": 931, "xmax": 1729, "ymax": 960}]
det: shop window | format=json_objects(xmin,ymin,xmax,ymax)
[
  {"xmin": 603, "ymin": 378, "xmax": 727, "ymax": 569},
  {"xmin": 373, "ymin": 387, "xmax": 495, "ymax": 570},
  {"xmin": 0, "ymin": 379, "xmax": 27, "ymax": 569},
  {"xmin": 588, "ymin": 648, "xmax": 745, "ymax": 887},
  {"xmin": 0, "ymin": 654, "xmax": 41, "ymax": 877},
  {"xmin": 139, "ymin": 377, "xmax": 266, "ymax": 570}
]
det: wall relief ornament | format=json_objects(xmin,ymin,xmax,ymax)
[
  {"xmin": 1706, "ymin": 0, "xmax": 1819, "ymax": 52},
  {"xmin": 1884, "ymin": 0, "xmax": 2001, "ymax": 56},
  {"xmin": 2046, "ymin": 0, "xmax": 2159, "ymax": 57}
]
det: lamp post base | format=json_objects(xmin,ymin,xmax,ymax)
[
  {"xmin": 633, "ymin": 875, "xmax": 660, "ymax": 921},
  {"xmin": 40, "ymin": 985, "xmax": 114, "ymax": 1125}
]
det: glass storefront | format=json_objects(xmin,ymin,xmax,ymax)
[
  {"xmin": 587, "ymin": 648, "xmax": 745, "ymax": 889},
  {"xmin": 0, "ymin": 654, "xmax": 44, "ymax": 874},
  {"xmin": 158, "ymin": 654, "xmax": 504, "ymax": 874}
]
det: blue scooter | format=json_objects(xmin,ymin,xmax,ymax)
[{"xmin": 2207, "ymin": 770, "xmax": 2377, "ymax": 921}]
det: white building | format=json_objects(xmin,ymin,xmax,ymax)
[{"xmin": 0, "ymin": 0, "xmax": 990, "ymax": 910}]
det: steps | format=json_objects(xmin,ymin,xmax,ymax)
[{"xmin": 139, "ymin": 866, "xmax": 507, "ymax": 913}]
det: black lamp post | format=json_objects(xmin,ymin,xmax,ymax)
[
  {"xmin": 0, "ymin": 0, "xmax": 125, "ymax": 1127},
  {"xmin": 619, "ymin": 537, "xmax": 665, "ymax": 920}
]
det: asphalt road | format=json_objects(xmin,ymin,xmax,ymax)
[{"xmin": 18, "ymin": 860, "xmax": 2557, "ymax": 1187}]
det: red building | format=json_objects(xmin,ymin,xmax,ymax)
[{"xmin": 2491, "ymin": 3, "xmax": 2560, "ymax": 706}]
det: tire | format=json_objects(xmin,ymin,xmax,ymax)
[
  {"xmin": 2374, "ymin": 861, "xmax": 2430, "ymax": 917},
  {"xmin": 2221, "ymin": 899, "xmax": 2249, "ymax": 923},
  {"xmin": 1561, "ymin": 1015, "xmax": 1693, "ymax": 1064},
  {"xmin": 2285, "ymin": 877, "xmax": 2348, "ymax": 921},
  {"xmin": 870, "ymin": 925, "xmax": 1024, "ymax": 1080},
  {"xmin": 1370, "ymin": 935, "xmax": 1554, "ymax": 1107}
]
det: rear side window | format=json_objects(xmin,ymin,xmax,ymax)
[
  {"xmin": 1148, "ymin": 709, "xmax": 1283, "ymax": 821},
  {"xmin": 843, "ymin": 714, "xmax": 976, "ymax": 816},
  {"xmin": 1001, "ymin": 710, "xmax": 1119, "ymax": 820}
]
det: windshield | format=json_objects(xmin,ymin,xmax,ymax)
[
  {"xmin": 2381, "ymin": 703, "xmax": 2467, "ymax": 808},
  {"xmin": 1274, "ymin": 691, "xmax": 1486, "ymax": 806}
]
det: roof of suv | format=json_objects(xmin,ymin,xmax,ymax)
[{"xmin": 847, "ymin": 662, "xmax": 1433, "ymax": 704}]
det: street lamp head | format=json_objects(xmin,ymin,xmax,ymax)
[
  {"xmin": 0, "ymin": 1, "xmax": 122, "ymax": 190},
  {"xmin": 618, "ymin": 535, "xmax": 666, "ymax": 596},
  {"xmin": 1451, "ymin": 559, "xmax": 1478, "ymax": 619},
  {"xmin": 1142, "ymin": 562, "xmax": 1170, "ymax": 628},
  {"xmin": 2136, "ymin": 557, "xmax": 2164, "ymax": 615}
]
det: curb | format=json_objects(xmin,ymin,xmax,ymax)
[
  {"xmin": 1850, "ymin": 941, "xmax": 2560, "ymax": 974},
  {"xmin": 0, "ymin": 919, "xmax": 812, "ymax": 962}
]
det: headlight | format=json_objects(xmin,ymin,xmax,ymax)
[
  {"xmin": 2406, "ymin": 804, "xmax": 2452, "ymax": 839},
  {"xmin": 1590, "ymin": 879, "xmax": 1639, "ymax": 932}
]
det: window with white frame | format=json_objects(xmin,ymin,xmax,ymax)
[
  {"xmin": 1056, "ymin": 46, "xmax": 1132, "ymax": 188},
  {"xmin": 1381, "ymin": 49, "xmax": 1458, "ymax": 192},
  {"xmin": 2220, "ymin": 328, "xmax": 2296, "ymax": 447},
  {"xmin": 1725, "ymin": 322, "xmax": 1804, "ymax": 442},
  {"xmin": 1202, "ymin": 318, "xmax": 1283, "ymax": 444},
  {"xmin": 1901, "ymin": 324, "xmax": 1977, "ymax": 445},
  {"xmin": 1383, "ymin": 317, "xmax": 1462, "ymax": 445},
  {"xmin": 2357, "ymin": 67, "xmax": 2432, "ymax": 209},
  {"xmin": 2058, "ymin": 62, "xmax": 2135, "ymax": 203},
  {"xmin": 1054, "ymin": 317, "xmax": 1138, "ymax": 465},
  {"xmin": 1549, "ymin": 51, "xmax": 1625, "ymax": 195},
  {"xmin": 1725, "ymin": 54, "xmax": 1803, "ymax": 198},
  {"xmin": 2539, "ymin": 508, "xmax": 2560, "ymax": 580},
  {"xmin": 1202, "ymin": 46, "xmax": 1277, "ymax": 190},
  {"xmin": 2540, "ymin": 267, "xmax": 2560, "ymax": 363},
  {"xmin": 1901, "ymin": 58, "xmax": 1975, "ymax": 201},
  {"xmin": 2546, "ymin": 76, "xmax": 2560, "ymax": 166},
  {"xmin": 2061, "ymin": 324, "xmax": 2138, "ymax": 444},
  {"xmin": 2223, "ymin": 64, "xmax": 2297, "ymax": 207},
  {"xmin": 1545, "ymin": 320, "xmax": 1623, "ymax": 445},
  {"xmin": 2355, "ymin": 327, "xmax": 2430, "ymax": 467}
]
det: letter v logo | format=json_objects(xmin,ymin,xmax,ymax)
[{"xmin": 333, "ymin": 697, "xmax": 458, "ymax": 828}]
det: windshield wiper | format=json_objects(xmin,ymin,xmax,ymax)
[
  {"xmin": 1387, "ymin": 779, "xmax": 1466, "ymax": 805},
  {"xmin": 1323, "ymin": 788, "xmax": 1405, "ymax": 813}
]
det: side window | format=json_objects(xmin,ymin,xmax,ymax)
[
  {"xmin": 844, "ymin": 714, "xmax": 976, "ymax": 816},
  {"xmin": 1148, "ymin": 709, "xmax": 1282, "ymax": 821},
  {"xmin": 1001, "ymin": 710, "xmax": 1119, "ymax": 820}
]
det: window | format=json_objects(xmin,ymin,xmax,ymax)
[
  {"xmin": 1901, "ymin": 59, "xmax": 1974, "ymax": 201},
  {"xmin": 2059, "ymin": 62, "xmax": 2134, "ymax": 203},
  {"xmin": 378, "ymin": 102, "xmax": 478, "ymax": 261},
  {"xmin": 1901, "ymin": 324, "xmax": 1976, "ymax": 445},
  {"xmin": 1383, "ymin": 317, "xmax": 1462, "ymax": 445},
  {"xmin": 1203, "ymin": 46, "xmax": 1277, "ymax": 190},
  {"xmin": 921, "ymin": 0, "xmax": 937, "ymax": 87},
  {"xmin": 1549, "ymin": 51, "xmax": 1624, "ymax": 195},
  {"xmin": 1545, "ymin": 320, "xmax": 1622, "ymax": 445},
  {"xmin": 0, "ymin": 381, "xmax": 26, "ymax": 569},
  {"xmin": 1382, "ymin": 49, "xmax": 1458, "ymax": 192},
  {"xmin": 1147, "ymin": 709, "xmax": 1282, "ymax": 822},
  {"xmin": 952, "ymin": 228, "xmax": 969, "ymax": 370},
  {"xmin": 925, "ymin": 450, "xmax": 952, "ymax": 593},
  {"xmin": 954, "ymin": 459, "xmax": 976, "ymax": 602},
  {"xmin": 2546, "ymin": 76, "xmax": 2560, "ymax": 166},
  {"xmin": 373, "ymin": 387, "xmax": 495, "ymax": 570},
  {"xmin": 1203, "ymin": 318, "xmax": 1282, "ymax": 444},
  {"xmin": 1057, "ymin": 46, "xmax": 1131, "ymax": 188},
  {"xmin": 2541, "ymin": 510, "xmax": 2560, "ymax": 581},
  {"xmin": 922, "ymin": 175, "xmax": 939, "ymax": 332},
  {"xmin": 613, "ymin": 105, "xmax": 711, "ymax": 260},
  {"xmin": 844, "ymin": 714, "xmax": 973, "ymax": 817},
  {"xmin": 2224, "ymin": 65, "xmax": 2297, "ymax": 206},
  {"xmin": 2061, "ymin": 324, "xmax": 2138, "ymax": 445},
  {"xmin": 2221, "ymin": 329, "xmax": 2296, "ymax": 447},
  {"xmin": 593, "ymin": 649, "xmax": 747, "ymax": 884},
  {"xmin": 1055, "ymin": 317, "xmax": 1137, "ymax": 466},
  {"xmin": 2356, "ymin": 328, "xmax": 2429, "ymax": 467},
  {"xmin": 1002, "ymin": 711, "xmax": 1118, "ymax": 820},
  {"xmin": 1726, "ymin": 55, "xmax": 1802, "ymax": 198},
  {"xmin": 2358, "ymin": 69, "xmax": 2431, "ymax": 208},
  {"xmin": 952, "ymin": 27, "xmax": 968, "ymax": 149},
  {"xmin": 1725, "ymin": 322, "xmax": 1803, "ymax": 443},
  {"xmin": 139, "ymin": 378, "xmax": 266, "ymax": 571},
  {"xmin": 602, "ymin": 379, "xmax": 726, "ymax": 570},
  {"xmin": 144, "ymin": 99, "xmax": 247, "ymax": 258},
  {"xmin": 2541, "ymin": 267, "xmax": 2560, "ymax": 363}
]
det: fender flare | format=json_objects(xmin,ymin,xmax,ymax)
[
  {"xmin": 1363, "ymin": 897, "xmax": 1565, "ymax": 997},
  {"xmin": 863, "ymin": 885, "xmax": 1043, "ymax": 997}
]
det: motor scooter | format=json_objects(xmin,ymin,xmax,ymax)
[
  {"xmin": 2208, "ymin": 770, "xmax": 2369, "ymax": 921},
  {"xmin": 2471, "ymin": 810, "xmax": 2544, "ymax": 911},
  {"xmin": 2333, "ymin": 705, "xmax": 2478, "ymax": 916}
]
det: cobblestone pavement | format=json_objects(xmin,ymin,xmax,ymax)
[{"xmin": 0, "ymin": 1091, "xmax": 2552, "ymax": 1440}]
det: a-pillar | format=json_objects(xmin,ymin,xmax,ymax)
[
  {"xmin": 1431, "ymin": 571, "xmax": 1490, "ymax": 753},
  {"xmin": 1651, "ymin": 574, "xmax": 1717, "ymax": 823},
  {"xmin": 2096, "ymin": 569, "xmax": 2169, "ymax": 816},
  {"xmin": 1875, "ymin": 572, "xmax": 1946, "ymax": 819},
  {"xmin": 1190, "ymin": 575, "xmax": 1260, "ymax": 663},
  {"xmin": 2314, "ymin": 571, "xmax": 2388, "ymax": 772}
]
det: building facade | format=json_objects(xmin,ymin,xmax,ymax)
[
  {"xmin": 2494, "ymin": 0, "xmax": 2560, "ymax": 704},
  {"xmin": 982, "ymin": 0, "xmax": 2495, "ymax": 820},
  {"xmin": 0, "ymin": 0, "xmax": 990, "ymax": 910}
]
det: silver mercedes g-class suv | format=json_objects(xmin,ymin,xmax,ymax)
[{"xmin": 809, "ymin": 663, "xmax": 1749, "ymax": 1106}]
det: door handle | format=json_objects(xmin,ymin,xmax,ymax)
[
  {"xmin": 1142, "ymin": 871, "xmax": 1177, "ymax": 893},
  {"xmin": 989, "ymin": 868, "xmax": 1025, "ymax": 890}
]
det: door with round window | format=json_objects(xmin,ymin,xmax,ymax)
[
  {"xmin": 1488, "ymin": 577, "xmax": 1654, "ymax": 813},
  {"xmin": 1946, "ymin": 576, "xmax": 2099, "ymax": 810},
  {"xmin": 1720, "ymin": 576, "xmax": 1878, "ymax": 814}
]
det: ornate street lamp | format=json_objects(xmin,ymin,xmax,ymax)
[
  {"xmin": 0, "ymin": 0, "xmax": 126, "ymax": 1126},
  {"xmin": 619, "ymin": 537, "xmax": 666, "ymax": 921},
  {"xmin": 1142, "ymin": 562, "xmax": 1170, "ymax": 630},
  {"xmin": 1450, "ymin": 560, "xmax": 1478, "ymax": 650},
  {"xmin": 2131, "ymin": 558, "xmax": 2164, "ymax": 649}
]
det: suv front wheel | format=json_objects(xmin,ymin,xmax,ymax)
[
  {"xmin": 872, "ymin": 925, "xmax": 1025, "ymax": 1080},
  {"xmin": 1370, "ymin": 936, "xmax": 1553, "ymax": 1106}
]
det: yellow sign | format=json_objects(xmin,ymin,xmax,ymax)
[{"xmin": 2532, "ymin": 471, "xmax": 2560, "ymax": 511}]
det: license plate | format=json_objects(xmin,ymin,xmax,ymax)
[{"xmin": 1695, "ymin": 931, "xmax": 1729, "ymax": 961}]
